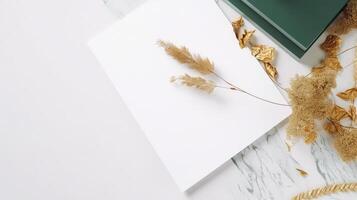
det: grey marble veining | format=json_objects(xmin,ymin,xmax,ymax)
[
  {"xmin": 311, "ymin": 132, "xmax": 357, "ymax": 184},
  {"xmin": 230, "ymin": 125, "xmax": 308, "ymax": 199},
  {"xmin": 103, "ymin": 0, "xmax": 357, "ymax": 199}
]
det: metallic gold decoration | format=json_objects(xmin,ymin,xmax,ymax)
[
  {"xmin": 239, "ymin": 29, "xmax": 255, "ymax": 48},
  {"xmin": 251, "ymin": 45, "xmax": 275, "ymax": 63}
]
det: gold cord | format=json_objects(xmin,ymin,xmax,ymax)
[{"xmin": 292, "ymin": 183, "xmax": 357, "ymax": 200}]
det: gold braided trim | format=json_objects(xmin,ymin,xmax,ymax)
[{"xmin": 292, "ymin": 183, "xmax": 357, "ymax": 200}]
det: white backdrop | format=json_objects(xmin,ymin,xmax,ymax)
[{"xmin": 0, "ymin": 0, "xmax": 188, "ymax": 199}]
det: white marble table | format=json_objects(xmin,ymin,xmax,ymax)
[
  {"xmin": 102, "ymin": 0, "xmax": 357, "ymax": 199},
  {"xmin": 0, "ymin": 0, "xmax": 356, "ymax": 199}
]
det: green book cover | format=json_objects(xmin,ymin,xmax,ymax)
[
  {"xmin": 242, "ymin": 0, "xmax": 348, "ymax": 50},
  {"xmin": 224, "ymin": 0, "xmax": 347, "ymax": 59}
]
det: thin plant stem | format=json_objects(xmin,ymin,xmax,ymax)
[
  {"xmin": 337, "ymin": 45, "xmax": 357, "ymax": 56},
  {"xmin": 212, "ymin": 71, "xmax": 290, "ymax": 106}
]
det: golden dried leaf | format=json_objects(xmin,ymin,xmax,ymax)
[
  {"xmin": 337, "ymin": 88, "xmax": 357, "ymax": 101},
  {"xmin": 320, "ymin": 35, "xmax": 341, "ymax": 56},
  {"xmin": 232, "ymin": 17, "xmax": 244, "ymax": 40},
  {"xmin": 263, "ymin": 62, "xmax": 278, "ymax": 80},
  {"xmin": 349, "ymin": 105, "xmax": 357, "ymax": 121},
  {"xmin": 172, "ymin": 74, "xmax": 215, "ymax": 93},
  {"xmin": 296, "ymin": 168, "xmax": 309, "ymax": 177},
  {"xmin": 304, "ymin": 131, "xmax": 317, "ymax": 144},
  {"xmin": 239, "ymin": 29, "xmax": 255, "ymax": 48},
  {"xmin": 329, "ymin": 105, "xmax": 349, "ymax": 121},
  {"xmin": 251, "ymin": 45, "xmax": 275, "ymax": 63},
  {"xmin": 158, "ymin": 40, "xmax": 214, "ymax": 74}
]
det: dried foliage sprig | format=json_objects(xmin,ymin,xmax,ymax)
[
  {"xmin": 292, "ymin": 183, "xmax": 357, "ymax": 200},
  {"xmin": 287, "ymin": 23, "xmax": 357, "ymax": 161},
  {"xmin": 232, "ymin": 18, "xmax": 279, "ymax": 82},
  {"xmin": 158, "ymin": 40, "xmax": 290, "ymax": 106}
]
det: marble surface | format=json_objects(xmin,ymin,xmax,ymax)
[{"xmin": 102, "ymin": 0, "xmax": 357, "ymax": 199}]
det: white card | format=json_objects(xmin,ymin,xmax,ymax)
[{"xmin": 89, "ymin": 0, "xmax": 290, "ymax": 191}]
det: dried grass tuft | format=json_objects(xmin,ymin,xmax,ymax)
[
  {"xmin": 171, "ymin": 74, "xmax": 215, "ymax": 93},
  {"xmin": 287, "ymin": 70, "xmax": 338, "ymax": 142},
  {"xmin": 329, "ymin": 0, "xmax": 357, "ymax": 35},
  {"xmin": 334, "ymin": 129, "xmax": 357, "ymax": 161},
  {"xmin": 158, "ymin": 40, "xmax": 214, "ymax": 74}
]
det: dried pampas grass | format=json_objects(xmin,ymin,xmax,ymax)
[
  {"xmin": 171, "ymin": 74, "xmax": 215, "ymax": 93},
  {"xmin": 158, "ymin": 40, "xmax": 214, "ymax": 74},
  {"xmin": 334, "ymin": 128, "xmax": 357, "ymax": 161}
]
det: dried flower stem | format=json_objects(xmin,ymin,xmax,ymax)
[
  {"xmin": 304, "ymin": 59, "xmax": 357, "ymax": 78},
  {"xmin": 212, "ymin": 71, "xmax": 290, "ymax": 106},
  {"xmin": 337, "ymin": 45, "xmax": 357, "ymax": 56},
  {"xmin": 159, "ymin": 40, "xmax": 289, "ymax": 106}
]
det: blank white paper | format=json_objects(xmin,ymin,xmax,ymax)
[{"xmin": 88, "ymin": 0, "xmax": 291, "ymax": 191}]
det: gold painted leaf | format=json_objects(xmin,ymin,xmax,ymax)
[
  {"xmin": 296, "ymin": 168, "xmax": 309, "ymax": 177},
  {"xmin": 239, "ymin": 29, "xmax": 255, "ymax": 48},
  {"xmin": 251, "ymin": 45, "xmax": 275, "ymax": 63},
  {"xmin": 172, "ymin": 74, "xmax": 215, "ymax": 93},
  {"xmin": 232, "ymin": 17, "xmax": 244, "ymax": 40},
  {"xmin": 337, "ymin": 88, "xmax": 357, "ymax": 101},
  {"xmin": 329, "ymin": 105, "xmax": 349, "ymax": 121},
  {"xmin": 263, "ymin": 62, "xmax": 278, "ymax": 80}
]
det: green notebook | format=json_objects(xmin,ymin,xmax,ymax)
[
  {"xmin": 242, "ymin": 0, "xmax": 348, "ymax": 51},
  {"xmin": 224, "ymin": 0, "xmax": 348, "ymax": 58}
]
